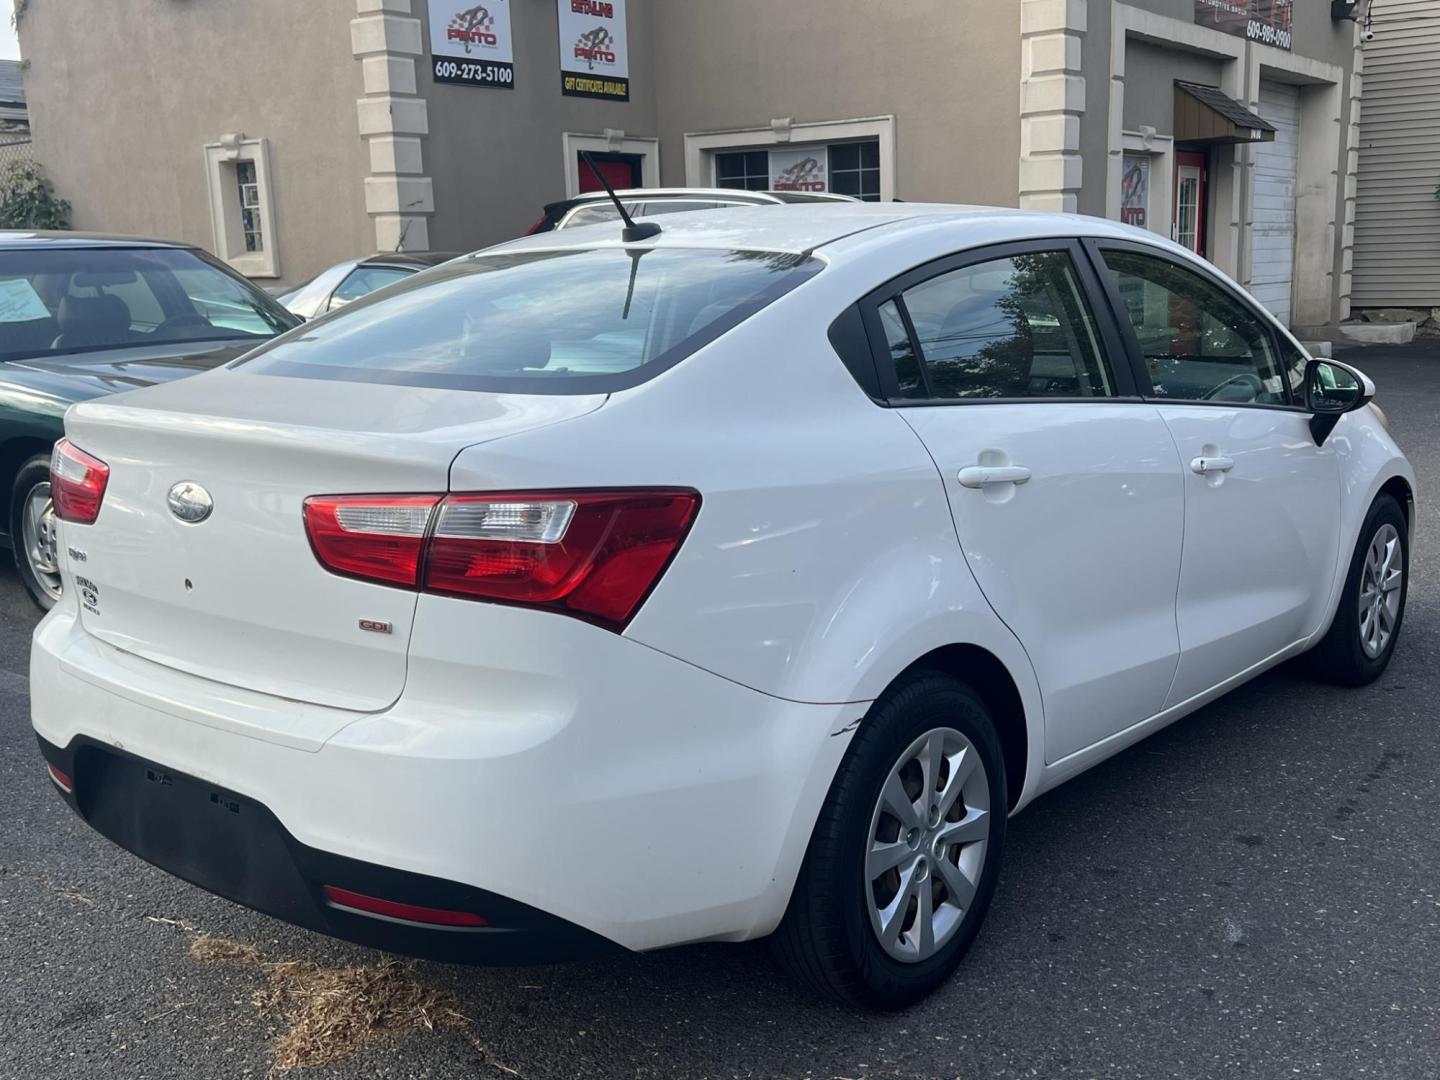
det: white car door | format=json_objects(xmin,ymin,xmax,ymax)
[
  {"xmin": 1090, "ymin": 242, "xmax": 1342, "ymax": 706},
  {"xmin": 862, "ymin": 241, "xmax": 1186, "ymax": 763}
]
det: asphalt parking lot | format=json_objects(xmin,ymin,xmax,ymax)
[{"xmin": 0, "ymin": 341, "xmax": 1435, "ymax": 1080}]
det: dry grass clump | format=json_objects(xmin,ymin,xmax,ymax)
[
  {"xmin": 186, "ymin": 932, "xmax": 497, "ymax": 1073},
  {"xmin": 256, "ymin": 957, "xmax": 471, "ymax": 1071},
  {"xmin": 189, "ymin": 933, "xmax": 261, "ymax": 965}
]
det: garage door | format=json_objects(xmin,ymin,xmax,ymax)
[{"xmin": 1250, "ymin": 81, "xmax": 1300, "ymax": 325}]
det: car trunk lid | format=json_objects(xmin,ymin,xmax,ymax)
[{"xmin": 61, "ymin": 369, "xmax": 604, "ymax": 714}]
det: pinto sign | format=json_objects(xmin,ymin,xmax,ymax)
[
  {"xmin": 429, "ymin": 0, "xmax": 517, "ymax": 88},
  {"xmin": 558, "ymin": 0, "xmax": 630, "ymax": 100}
]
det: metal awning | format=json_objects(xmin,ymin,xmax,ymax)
[{"xmin": 1174, "ymin": 81, "xmax": 1277, "ymax": 144}]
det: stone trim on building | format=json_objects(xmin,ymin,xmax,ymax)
[
  {"xmin": 1019, "ymin": 0, "xmax": 1085, "ymax": 212},
  {"xmin": 351, "ymin": 0, "xmax": 433, "ymax": 252}
]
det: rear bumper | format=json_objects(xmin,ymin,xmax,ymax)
[
  {"xmin": 31, "ymin": 601, "xmax": 859, "ymax": 954},
  {"xmin": 37, "ymin": 735, "xmax": 615, "ymax": 963}
]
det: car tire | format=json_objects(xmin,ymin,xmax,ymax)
[
  {"xmin": 772, "ymin": 670, "xmax": 1007, "ymax": 1010},
  {"xmin": 10, "ymin": 453, "xmax": 64, "ymax": 613},
  {"xmin": 1306, "ymin": 493, "xmax": 1408, "ymax": 686}
]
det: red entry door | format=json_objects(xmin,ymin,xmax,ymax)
[
  {"xmin": 577, "ymin": 153, "xmax": 642, "ymax": 193},
  {"xmin": 1173, "ymin": 150, "xmax": 1208, "ymax": 257}
]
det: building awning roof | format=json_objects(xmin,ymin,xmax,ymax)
[{"xmin": 1174, "ymin": 81, "xmax": 1276, "ymax": 144}]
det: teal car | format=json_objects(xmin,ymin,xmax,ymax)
[{"xmin": 0, "ymin": 232, "xmax": 300, "ymax": 609}]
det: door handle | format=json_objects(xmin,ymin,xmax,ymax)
[
  {"xmin": 1189, "ymin": 454, "xmax": 1235, "ymax": 476},
  {"xmin": 957, "ymin": 465, "xmax": 1032, "ymax": 489}
]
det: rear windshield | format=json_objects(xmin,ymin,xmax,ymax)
[
  {"xmin": 0, "ymin": 247, "xmax": 298, "ymax": 361},
  {"xmin": 234, "ymin": 247, "xmax": 821, "ymax": 394}
]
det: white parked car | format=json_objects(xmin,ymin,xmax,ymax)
[{"xmin": 32, "ymin": 204, "xmax": 1414, "ymax": 1008}]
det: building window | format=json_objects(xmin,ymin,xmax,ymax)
[
  {"xmin": 236, "ymin": 161, "xmax": 264, "ymax": 253},
  {"xmin": 830, "ymin": 141, "xmax": 880, "ymax": 201},
  {"xmin": 715, "ymin": 150, "xmax": 770, "ymax": 192},
  {"xmin": 714, "ymin": 141, "xmax": 881, "ymax": 200}
]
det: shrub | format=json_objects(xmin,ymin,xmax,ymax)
[{"xmin": 0, "ymin": 160, "xmax": 71, "ymax": 229}]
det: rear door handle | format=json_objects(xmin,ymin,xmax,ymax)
[
  {"xmin": 1189, "ymin": 455, "xmax": 1235, "ymax": 476},
  {"xmin": 957, "ymin": 465, "xmax": 1032, "ymax": 489}
]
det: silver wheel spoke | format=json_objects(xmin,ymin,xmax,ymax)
[
  {"xmin": 936, "ymin": 807, "xmax": 989, "ymax": 847},
  {"xmin": 914, "ymin": 882, "xmax": 935, "ymax": 956},
  {"xmin": 878, "ymin": 863, "xmax": 917, "ymax": 948},
  {"xmin": 880, "ymin": 772, "xmax": 921, "ymax": 830},
  {"xmin": 867, "ymin": 840, "xmax": 911, "ymax": 881},
  {"xmin": 920, "ymin": 733, "xmax": 944, "ymax": 805},
  {"xmin": 936, "ymin": 746, "xmax": 977, "ymax": 818},
  {"xmin": 936, "ymin": 856, "xmax": 978, "ymax": 912}
]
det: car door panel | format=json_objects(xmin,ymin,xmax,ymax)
[
  {"xmin": 1157, "ymin": 405, "xmax": 1340, "ymax": 704},
  {"xmin": 1087, "ymin": 241, "xmax": 1343, "ymax": 705},
  {"xmin": 903, "ymin": 404, "xmax": 1186, "ymax": 762}
]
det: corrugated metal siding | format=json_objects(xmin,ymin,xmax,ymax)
[{"xmin": 1353, "ymin": 0, "xmax": 1440, "ymax": 309}]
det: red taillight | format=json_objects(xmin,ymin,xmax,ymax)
[
  {"xmin": 524, "ymin": 214, "xmax": 551, "ymax": 235},
  {"xmin": 322, "ymin": 885, "xmax": 487, "ymax": 928},
  {"xmin": 302, "ymin": 495, "xmax": 439, "ymax": 588},
  {"xmin": 46, "ymin": 762, "xmax": 73, "ymax": 793},
  {"xmin": 50, "ymin": 439, "xmax": 110, "ymax": 525},
  {"xmin": 303, "ymin": 489, "xmax": 699, "ymax": 631},
  {"xmin": 425, "ymin": 491, "xmax": 700, "ymax": 628}
]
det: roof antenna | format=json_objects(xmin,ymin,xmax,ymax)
[{"xmin": 580, "ymin": 150, "xmax": 661, "ymax": 243}]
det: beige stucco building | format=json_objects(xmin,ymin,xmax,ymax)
[{"xmin": 19, "ymin": 0, "xmax": 1367, "ymax": 329}]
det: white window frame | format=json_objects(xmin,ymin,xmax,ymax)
[
  {"xmin": 683, "ymin": 116, "xmax": 896, "ymax": 202},
  {"xmin": 203, "ymin": 135, "xmax": 280, "ymax": 279},
  {"xmin": 561, "ymin": 131, "xmax": 660, "ymax": 197}
]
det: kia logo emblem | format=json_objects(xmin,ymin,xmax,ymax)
[{"xmin": 167, "ymin": 481, "xmax": 214, "ymax": 524}]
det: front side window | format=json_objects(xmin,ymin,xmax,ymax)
[
  {"xmin": 0, "ymin": 247, "xmax": 298, "ymax": 360},
  {"xmin": 235, "ymin": 247, "xmax": 822, "ymax": 394},
  {"xmin": 890, "ymin": 251, "xmax": 1112, "ymax": 400},
  {"xmin": 1100, "ymin": 249, "xmax": 1286, "ymax": 405}
]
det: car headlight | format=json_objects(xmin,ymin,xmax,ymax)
[{"xmin": 1368, "ymin": 401, "xmax": 1390, "ymax": 432}]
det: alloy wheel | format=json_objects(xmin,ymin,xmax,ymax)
[
  {"xmin": 21, "ymin": 481, "xmax": 64, "ymax": 604},
  {"xmin": 1358, "ymin": 522, "xmax": 1402, "ymax": 659},
  {"xmin": 865, "ymin": 726, "xmax": 991, "ymax": 963}
]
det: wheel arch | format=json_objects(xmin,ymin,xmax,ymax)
[
  {"xmin": 1378, "ymin": 474, "xmax": 1414, "ymax": 536},
  {"xmin": 884, "ymin": 643, "xmax": 1031, "ymax": 813},
  {"xmin": 0, "ymin": 436, "xmax": 57, "ymax": 538}
]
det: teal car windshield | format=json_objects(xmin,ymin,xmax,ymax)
[{"xmin": 0, "ymin": 247, "xmax": 299, "ymax": 362}]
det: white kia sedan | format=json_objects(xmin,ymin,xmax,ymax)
[{"xmin": 32, "ymin": 204, "xmax": 1414, "ymax": 1008}]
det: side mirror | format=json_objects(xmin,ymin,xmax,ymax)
[{"xmin": 1305, "ymin": 358, "xmax": 1374, "ymax": 446}]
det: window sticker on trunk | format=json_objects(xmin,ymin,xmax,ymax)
[{"xmin": 0, "ymin": 278, "xmax": 52, "ymax": 323}]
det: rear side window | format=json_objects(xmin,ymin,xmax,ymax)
[
  {"xmin": 235, "ymin": 248, "xmax": 822, "ymax": 394},
  {"xmin": 889, "ymin": 251, "xmax": 1113, "ymax": 400},
  {"xmin": 560, "ymin": 204, "xmax": 631, "ymax": 228},
  {"xmin": 329, "ymin": 266, "xmax": 412, "ymax": 310}
]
